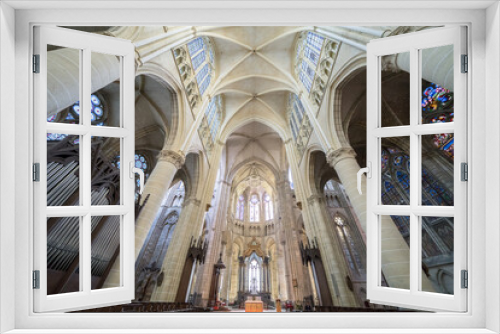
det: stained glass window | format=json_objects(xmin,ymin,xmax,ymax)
[
  {"xmin": 264, "ymin": 192, "xmax": 273, "ymax": 221},
  {"xmin": 421, "ymin": 82, "xmax": 455, "ymax": 161},
  {"xmin": 187, "ymin": 37, "xmax": 204, "ymax": 56},
  {"xmin": 296, "ymin": 32, "xmax": 325, "ymax": 93},
  {"xmin": 203, "ymin": 95, "xmax": 222, "ymax": 144},
  {"xmin": 306, "ymin": 32, "xmax": 325, "ymax": 51},
  {"xmin": 191, "ymin": 50, "xmax": 206, "ymax": 71},
  {"xmin": 382, "ymin": 145, "xmax": 454, "ymax": 256},
  {"xmin": 185, "ymin": 37, "xmax": 214, "ymax": 97},
  {"xmin": 236, "ymin": 195, "xmax": 245, "ymax": 220},
  {"xmin": 334, "ymin": 215, "xmax": 363, "ymax": 272},
  {"xmin": 114, "ymin": 153, "xmax": 150, "ymax": 202},
  {"xmin": 47, "ymin": 94, "xmax": 106, "ymax": 141},
  {"xmin": 196, "ymin": 63, "xmax": 209, "ymax": 86},
  {"xmin": 249, "ymin": 194, "xmax": 260, "ymax": 222},
  {"xmin": 289, "ymin": 94, "xmax": 306, "ymax": 141}
]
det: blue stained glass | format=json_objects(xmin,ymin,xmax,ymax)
[
  {"xmin": 299, "ymin": 71, "xmax": 312, "ymax": 92},
  {"xmin": 188, "ymin": 37, "xmax": 204, "ymax": 56},
  {"xmin": 205, "ymin": 99, "xmax": 215, "ymax": 118},
  {"xmin": 91, "ymin": 95, "xmax": 101, "ymax": 106},
  {"xmin": 93, "ymin": 107, "xmax": 103, "ymax": 117},
  {"xmin": 73, "ymin": 105, "xmax": 81, "ymax": 115},
  {"xmin": 293, "ymin": 103, "xmax": 303, "ymax": 124},
  {"xmin": 290, "ymin": 119, "xmax": 297, "ymax": 140},
  {"xmin": 198, "ymin": 74, "xmax": 211, "ymax": 96},
  {"xmin": 191, "ymin": 50, "xmax": 206, "ymax": 70},
  {"xmin": 304, "ymin": 46, "xmax": 320, "ymax": 66},
  {"xmin": 306, "ymin": 32, "xmax": 325, "ymax": 52},
  {"xmin": 208, "ymin": 103, "xmax": 216, "ymax": 125},
  {"xmin": 196, "ymin": 63, "xmax": 209, "ymax": 85},
  {"xmin": 396, "ymin": 171, "xmax": 409, "ymax": 193},
  {"xmin": 302, "ymin": 60, "xmax": 315, "ymax": 79}
]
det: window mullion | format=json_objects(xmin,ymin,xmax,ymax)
[
  {"xmin": 409, "ymin": 47, "xmax": 420, "ymax": 294},
  {"xmin": 81, "ymin": 48, "xmax": 92, "ymax": 294}
]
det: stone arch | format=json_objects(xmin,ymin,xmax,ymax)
[
  {"xmin": 326, "ymin": 54, "xmax": 367, "ymax": 150},
  {"xmin": 136, "ymin": 63, "xmax": 184, "ymax": 149}
]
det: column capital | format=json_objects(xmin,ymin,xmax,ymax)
[
  {"xmin": 158, "ymin": 150, "xmax": 185, "ymax": 169},
  {"xmin": 326, "ymin": 147, "xmax": 356, "ymax": 168},
  {"xmin": 182, "ymin": 197, "xmax": 201, "ymax": 208},
  {"xmin": 307, "ymin": 193, "xmax": 323, "ymax": 205},
  {"xmin": 285, "ymin": 138, "xmax": 292, "ymax": 145}
]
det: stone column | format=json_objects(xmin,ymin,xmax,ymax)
[
  {"xmin": 307, "ymin": 194, "xmax": 357, "ymax": 306},
  {"xmin": 381, "ymin": 44, "xmax": 454, "ymax": 91},
  {"xmin": 327, "ymin": 147, "xmax": 434, "ymax": 291},
  {"xmin": 152, "ymin": 197, "xmax": 202, "ymax": 301},
  {"xmin": 238, "ymin": 256, "xmax": 245, "ymax": 292},
  {"xmin": 103, "ymin": 149, "xmax": 184, "ymax": 288},
  {"xmin": 135, "ymin": 150, "xmax": 185, "ymax": 259},
  {"xmin": 262, "ymin": 256, "xmax": 269, "ymax": 292},
  {"xmin": 47, "ymin": 48, "xmax": 120, "ymax": 117}
]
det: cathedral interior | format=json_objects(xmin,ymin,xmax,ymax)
[{"xmin": 45, "ymin": 26, "xmax": 455, "ymax": 312}]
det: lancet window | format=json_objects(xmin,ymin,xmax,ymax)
[
  {"xmin": 187, "ymin": 37, "xmax": 214, "ymax": 96},
  {"xmin": 334, "ymin": 215, "xmax": 363, "ymax": 273},
  {"xmin": 263, "ymin": 192, "xmax": 273, "ymax": 221},
  {"xmin": 249, "ymin": 194, "xmax": 260, "ymax": 222},
  {"xmin": 295, "ymin": 31, "xmax": 340, "ymax": 108},
  {"xmin": 236, "ymin": 195, "xmax": 245, "ymax": 221}
]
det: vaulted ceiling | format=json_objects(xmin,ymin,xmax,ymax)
[
  {"xmin": 205, "ymin": 27, "xmax": 302, "ymax": 188},
  {"xmin": 206, "ymin": 26, "xmax": 301, "ymax": 134}
]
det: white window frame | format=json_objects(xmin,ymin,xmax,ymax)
[
  {"xmin": 0, "ymin": 2, "xmax": 498, "ymax": 334},
  {"xmin": 365, "ymin": 26, "xmax": 467, "ymax": 312},
  {"xmin": 33, "ymin": 26, "xmax": 136, "ymax": 313}
]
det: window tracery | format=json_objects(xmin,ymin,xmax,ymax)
[
  {"xmin": 236, "ymin": 195, "xmax": 245, "ymax": 221},
  {"xmin": 113, "ymin": 153, "xmax": 151, "ymax": 202},
  {"xmin": 421, "ymin": 82, "xmax": 455, "ymax": 161},
  {"xmin": 263, "ymin": 192, "xmax": 273, "ymax": 221},
  {"xmin": 334, "ymin": 215, "xmax": 363, "ymax": 273},
  {"xmin": 47, "ymin": 94, "xmax": 107, "ymax": 142},
  {"xmin": 295, "ymin": 31, "xmax": 341, "ymax": 109},
  {"xmin": 174, "ymin": 37, "xmax": 215, "ymax": 110},
  {"xmin": 249, "ymin": 194, "xmax": 260, "ymax": 222},
  {"xmin": 198, "ymin": 95, "xmax": 223, "ymax": 156},
  {"xmin": 288, "ymin": 93, "xmax": 313, "ymax": 157},
  {"xmin": 382, "ymin": 146, "xmax": 453, "ymax": 256}
]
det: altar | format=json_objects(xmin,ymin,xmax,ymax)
[{"xmin": 244, "ymin": 296, "xmax": 264, "ymax": 312}]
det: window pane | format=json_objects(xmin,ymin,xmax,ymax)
[
  {"xmin": 421, "ymin": 45, "xmax": 454, "ymax": 125},
  {"xmin": 421, "ymin": 217, "xmax": 454, "ymax": 295},
  {"xmin": 91, "ymin": 52, "xmax": 121, "ymax": 127},
  {"xmin": 191, "ymin": 50, "xmax": 205, "ymax": 71},
  {"xmin": 47, "ymin": 134, "xmax": 80, "ymax": 206},
  {"xmin": 91, "ymin": 137, "xmax": 121, "ymax": 205},
  {"xmin": 47, "ymin": 216, "xmax": 80, "ymax": 295},
  {"xmin": 381, "ymin": 215, "xmax": 410, "ymax": 290},
  {"xmin": 381, "ymin": 52, "xmax": 410, "ymax": 127},
  {"xmin": 381, "ymin": 137, "xmax": 410, "ymax": 205},
  {"xmin": 421, "ymin": 133, "xmax": 454, "ymax": 206},
  {"xmin": 92, "ymin": 216, "xmax": 121, "ymax": 290},
  {"xmin": 47, "ymin": 46, "xmax": 81, "ymax": 125}
]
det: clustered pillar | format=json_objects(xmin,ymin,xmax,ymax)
[{"xmin": 326, "ymin": 147, "xmax": 434, "ymax": 291}]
